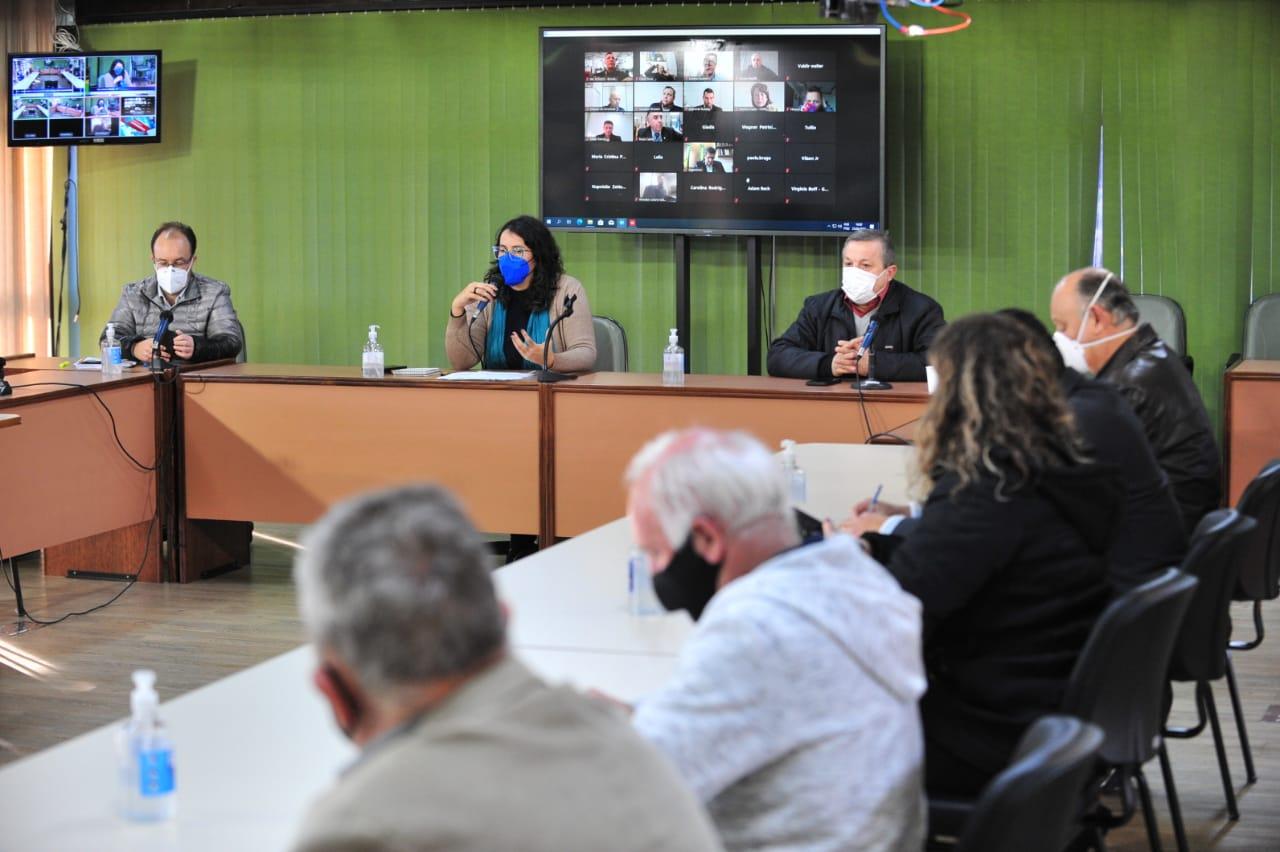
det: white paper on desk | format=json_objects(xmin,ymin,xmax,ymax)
[
  {"xmin": 73, "ymin": 359, "xmax": 137, "ymax": 370},
  {"xmin": 440, "ymin": 370, "xmax": 536, "ymax": 381}
]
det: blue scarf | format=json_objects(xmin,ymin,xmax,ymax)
[{"xmin": 485, "ymin": 299, "xmax": 551, "ymax": 369}]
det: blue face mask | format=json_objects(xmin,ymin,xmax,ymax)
[{"xmin": 497, "ymin": 253, "xmax": 530, "ymax": 286}]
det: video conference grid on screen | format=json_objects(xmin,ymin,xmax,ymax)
[
  {"xmin": 542, "ymin": 27, "xmax": 883, "ymax": 235},
  {"xmin": 9, "ymin": 52, "xmax": 160, "ymax": 145}
]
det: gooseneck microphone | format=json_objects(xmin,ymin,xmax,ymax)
[
  {"xmin": 853, "ymin": 317, "xmax": 892, "ymax": 391},
  {"xmin": 150, "ymin": 310, "xmax": 174, "ymax": 372},
  {"xmin": 537, "ymin": 293, "xmax": 579, "ymax": 384}
]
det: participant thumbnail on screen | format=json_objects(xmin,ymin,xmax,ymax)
[
  {"xmin": 120, "ymin": 115, "xmax": 156, "ymax": 137},
  {"xmin": 636, "ymin": 82, "xmax": 682, "ymax": 113},
  {"xmin": 50, "ymin": 96, "xmax": 84, "ymax": 117},
  {"xmin": 88, "ymin": 96, "xmax": 121, "ymax": 116},
  {"xmin": 638, "ymin": 172, "xmax": 678, "ymax": 202},
  {"xmin": 736, "ymin": 81, "xmax": 784, "ymax": 111},
  {"xmin": 634, "ymin": 110, "xmax": 684, "ymax": 142},
  {"xmin": 684, "ymin": 142, "xmax": 733, "ymax": 173},
  {"xmin": 737, "ymin": 50, "xmax": 781, "ymax": 81},
  {"xmin": 639, "ymin": 51, "xmax": 679, "ymax": 81},
  {"xmin": 87, "ymin": 116, "xmax": 117, "ymax": 136},
  {"xmin": 121, "ymin": 96, "xmax": 156, "ymax": 116},
  {"xmin": 584, "ymin": 83, "xmax": 631, "ymax": 112},
  {"xmin": 683, "ymin": 48, "xmax": 734, "ymax": 82},
  {"xmin": 12, "ymin": 97, "xmax": 49, "ymax": 119},
  {"xmin": 584, "ymin": 51, "xmax": 633, "ymax": 82},
  {"xmin": 683, "ymin": 83, "xmax": 731, "ymax": 112},
  {"xmin": 11, "ymin": 57, "xmax": 85, "ymax": 92},
  {"xmin": 89, "ymin": 55, "xmax": 156, "ymax": 92},
  {"xmin": 585, "ymin": 114, "xmax": 632, "ymax": 141},
  {"xmin": 789, "ymin": 82, "xmax": 836, "ymax": 112}
]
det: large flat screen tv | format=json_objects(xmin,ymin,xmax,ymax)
[
  {"xmin": 8, "ymin": 51, "xmax": 161, "ymax": 146},
  {"xmin": 540, "ymin": 26, "xmax": 883, "ymax": 236}
]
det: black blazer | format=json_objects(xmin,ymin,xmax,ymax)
[{"xmin": 766, "ymin": 280, "xmax": 945, "ymax": 381}]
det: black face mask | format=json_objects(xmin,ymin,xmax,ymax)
[{"xmin": 652, "ymin": 533, "xmax": 722, "ymax": 621}]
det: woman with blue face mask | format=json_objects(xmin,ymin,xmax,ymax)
[{"xmin": 446, "ymin": 215, "xmax": 596, "ymax": 373}]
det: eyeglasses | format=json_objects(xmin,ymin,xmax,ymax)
[
  {"xmin": 153, "ymin": 258, "xmax": 192, "ymax": 270},
  {"xmin": 492, "ymin": 246, "xmax": 531, "ymax": 260}
]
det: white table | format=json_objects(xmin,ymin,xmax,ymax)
[
  {"xmin": 0, "ymin": 442, "xmax": 915, "ymax": 849},
  {"xmin": 791, "ymin": 442, "xmax": 916, "ymax": 522}
]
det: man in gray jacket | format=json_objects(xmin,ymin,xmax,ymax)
[
  {"xmin": 291, "ymin": 483, "xmax": 721, "ymax": 852},
  {"xmin": 626, "ymin": 428, "xmax": 927, "ymax": 851},
  {"xmin": 101, "ymin": 221, "xmax": 242, "ymax": 364}
]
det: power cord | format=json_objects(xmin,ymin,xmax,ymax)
[{"xmin": 6, "ymin": 380, "xmax": 160, "ymax": 471}]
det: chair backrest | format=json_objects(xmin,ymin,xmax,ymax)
[
  {"xmin": 1061, "ymin": 568, "xmax": 1198, "ymax": 765},
  {"xmin": 1243, "ymin": 294, "xmax": 1280, "ymax": 360},
  {"xmin": 1169, "ymin": 510, "xmax": 1257, "ymax": 681},
  {"xmin": 1133, "ymin": 293, "xmax": 1193, "ymax": 375},
  {"xmin": 1235, "ymin": 459, "xmax": 1280, "ymax": 602},
  {"xmin": 592, "ymin": 315, "xmax": 628, "ymax": 372},
  {"xmin": 956, "ymin": 715, "xmax": 1105, "ymax": 852},
  {"xmin": 1133, "ymin": 294, "xmax": 1187, "ymax": 356},
  {"xmin": 234, "ymin": 318, "xmax": 247, "ymax": 364}
]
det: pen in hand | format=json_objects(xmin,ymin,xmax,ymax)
[{"xmin": 868, "ymin": 484, "xmax": 883, "ymax": 512}]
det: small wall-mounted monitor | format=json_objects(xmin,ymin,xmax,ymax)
[
  {"xmin": 541, "ymin": 26, "xmax": 884, "ymax": 236},
  {"xmin": 8, "ymin": 51, "xmax": 161, "ymax": 146}
]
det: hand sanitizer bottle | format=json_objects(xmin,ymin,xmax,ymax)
[
  {"xmin": 362, "ymin": 324, "xmax": 384, "ymax": 378},
  {"xmin": 662, "ymin": 328, "xmax": 684, "ymax": 387},
  {"xmin": 101, "ymin": 322, "xmax": 123, "ymax": 378},
  {"xmin": 116, "ymin": 669, "xmax": 176, "ymax": 822},
  {"xmin": 780, "ymin": 439, "xmax": 807, "ymax": 504}
]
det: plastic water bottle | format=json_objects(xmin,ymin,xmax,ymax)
[
  {"xmin": 662, "ymin": 328, "xmax": 684, "ymax": 386},
  {"xmin": 101, "ymin": 322, "xmax": 123, "ymax": 378},
  {"xmin": 116, "ymin": 670, "xmax": 176, "ymax": 822},
  {"xmin": 780, "ymin": 439, "xmax": 807, "ymax": 504},
  {"xmin": 628, "ymin": 548, "xmax": 662, "ymax": 616},
  {"xmin": 362, "ymin": 324, "xmax": 384, "ymax": 378}
]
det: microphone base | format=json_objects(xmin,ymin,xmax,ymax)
[
  {"xmin": 536, "ymin": 369, "xmax": 579, "ymax": 384},
  {"xmin": 853, "ymin": 379, "xmax": 893, "ymax": 391},
  {"xmin": 0, "ymin": 379, "xmax": 11, "ymax": 397}
]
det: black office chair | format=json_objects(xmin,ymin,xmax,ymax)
[
  {"xmin": 1061, "ymin": 568, "xmax": 1199, "ymax": 852},
  {"xmin": 1162, "ymin": 510, "xmax": 1258, "ymax": 821},
  {"xmin": 1224, "ymin": 459, "xmax": 1280, "ymax": 784},
  {"xmin": 1132, "ymin": 294, "xmax": 1193, "ymax": 376},
  {"xmin": 953, "ymin": 716, "xmax": 1105, "ymax": 852}
]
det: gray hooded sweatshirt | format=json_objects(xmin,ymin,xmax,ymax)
[{"xmin": 634, "ymin": 534, "xmax": 927, "ymax": 852}]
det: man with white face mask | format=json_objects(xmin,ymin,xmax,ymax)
[
  {"xmin": 767, "ymin": 230, "xmax": 945, "ymax": 381},
  {"xmin": 100, "ymin": 221, "xmax": 243, "ymax": 365},
  {"xmin": 1049, "ymin": 267, "xmax": 1220, "ymax": 532}
]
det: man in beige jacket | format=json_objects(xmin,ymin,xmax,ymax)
[{"xmin": 291, "ymin": 483, "xmax": 720, "ymax": 852}]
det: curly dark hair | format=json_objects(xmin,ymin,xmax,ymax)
[
  {"xmin": 484, "ymin": 215, "xmax": 565, "ymax": 312},
  {"xmin": 915, "ymin": 313, "xmax": 1088, "ymax": 497}
]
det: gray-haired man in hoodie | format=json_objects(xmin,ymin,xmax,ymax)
[{"xmin": 625, "ymin": 428, "xmax": 927, "ymax": 852}]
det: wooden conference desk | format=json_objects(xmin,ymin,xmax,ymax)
[
  {"xmin": 182, "ymin": 365, "xmax": 928, "ymax": 558},
  {"xmin": 0, "ymin": 369, "xmax": 162, "ymax": 580},
  {"xmin": 1223, "ymin": 360, "xmax": 1280, "ymax": 505}
]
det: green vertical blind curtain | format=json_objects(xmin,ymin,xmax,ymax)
[{"xmin": 76, "ymin": 1, "xmax": 1279, "ymax": 427}]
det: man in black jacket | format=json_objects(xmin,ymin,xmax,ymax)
[
  {"xmin": 766, "ymin": 230, "xmax": 945, "ymax": 382},
  {"xmin": 844, "ymin": 309, "xmax": 1188, "ymax": 595},
  {"xmin": 1050, "ymin": 268, "xmax": 1221, "ymax": 532}
]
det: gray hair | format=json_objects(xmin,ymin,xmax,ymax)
[
  {"xmin": 294, "ymin": 484, "xmax": 505, "ymax": 692},
  {"xmin": 844, "ymin": 229, "xmax": 897, "ymax": 269},
  {"xmin": 1073, "ymin": 266, "xmax": 1139, "ymax": 324},
  {"xmin": 625, "ymin": 428, "xmax": 794, "ymax": 548}
]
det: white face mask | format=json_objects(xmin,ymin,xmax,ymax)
[
  {"xmin": 1052, "ymin": 272, "xmax": 1135, "ymax": 375},
  {"xmin": 841, "ymin": 266, "xmax": 881, "ymax": 305},
  {"xmin": 156, "ymin": 265, "xmax": 189, "ymax": 295}
]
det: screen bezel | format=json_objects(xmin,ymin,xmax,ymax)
[
  {"xmin": 7, "ymin": 49, "xmax": 163, "ymax": 147},
  {"xmin": 539, "ymin": 25, "xmax": 884, "ymax": 237}
]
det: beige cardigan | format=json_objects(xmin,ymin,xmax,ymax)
[{"xmin": 445, "ymin": 274, "xmax": 597, "ymax": 373}]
